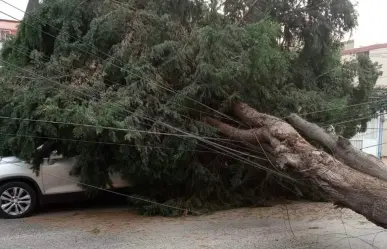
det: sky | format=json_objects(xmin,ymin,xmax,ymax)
[{"xmin": 0, "ymin": 0, "xmax": 386, "ymax": 48}]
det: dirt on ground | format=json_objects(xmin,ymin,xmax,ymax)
[
  {"xmin": 2, "ymin": 201, "xmax": 386, "ymax": 249},
  {"xmin": 25, "ymin": 202, "xmax": 363, "ymax": 233}
]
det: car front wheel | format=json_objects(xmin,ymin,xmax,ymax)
[{"xmin": 0, "ymin": 182, "xmax": 37, "ymax": 219}]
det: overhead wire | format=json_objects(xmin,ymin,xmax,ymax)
[
  {"xmin": 299, "ymin": 98, "xmax": 387, "ymax": 118},
  {"xmin": 4, "ymin": 0, "xmax": 385, "ymax": 158},
  {"xmin": 0, "ymin": 0, "xmax": 270, "ymax": 155},
  {"xmin": 318, "ymin": 110, "xmax": 383, "ymax": 127},
  {"xmin": 2, "ymin": 58, "xmax": 300, "ymax": 181},
  {"xmin": 361, "ymin": 141, "xmax": 387, "ymax": 151},
  {"xmin": 0, "ymin": 5, "xmax": 244, "ymax": 127},
  {"xmin": 0, "ymin": 5, "xmax": 280, "ymax": 165},
  {"xmin": 0, "ymin": 132, "xmax": 212, "ymax": 153},
  {"xmin": 0, "ymin": 5, "xmax": 271, "ymax": 158},
  {"xmin": 2, "ymin": 2, "xmax": 348, "ymax": 181},
  {"xmin": 0, "ymin": 115, "xmax": 236, "ymax": 141},
  {"xmin": 5, "ymin": 160, "xmax": 200, "ymax": 215},
  {"xmin": 0, "ymin": 0, "xmax": 384, "ymax": 214},
  {"xmin": 323, "ymin": 113, "xmax": 386, "ymax": 127},
  {"xmin": 0, "ymin": 59, "xmax": 278, "ymax": 169},
  {"xmin": 0, "ymin": 88, "xmax": 272, "ymax": 161}
]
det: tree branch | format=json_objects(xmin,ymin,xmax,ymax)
[{"xmin": 287, "ymin": 113, "xmax": 387, "ymax": 182}]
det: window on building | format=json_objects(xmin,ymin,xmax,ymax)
[
  {"xmin": 362, "ymin": 118, "xmax": 379, "ymax": 139},
  {"xmin": 0, "ymin": 30, "xmax": 11, "ymax": 42}
]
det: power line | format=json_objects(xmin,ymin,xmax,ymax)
[
  {"xmin": 3, "ymin": 0, "xmax": 385, "ymax": 124},
  {"xmin": 0, "ymin": 35, "xmax": 287, "ymax": 179},
  {"xmin": 323, "ymin": 113, "xmax": 386, "ymax": 127},
  {"xmin": 0, "ymin": 132, "xmax": 211, "ymax": 153},
  {"xmin": 299, "ymin": 98, "xmax": 387, "ymax": 117},
  {"xmin": 0, "ymin": 5, "xmax": 297, "ymax": 180},
  {"xmin": 0, "ymin": 115, "xmax": 236, "ymax": 141},
  {"xmin": 0, "ymin": 45, "xmax": 221, "ymax": 138},
  {"xmin": 0, "ymin": 10, "xmax": 264, "ymax": 155},
  {"xmin": 3, "ymin": 1, "xmax": 384, "ymax": 161},
  {"xmin": 1, "ymin": 59, "xmax": 288, "ymax": 178},
  {"xmin": 0, "ymin": 6, "xmax": 244, "ymax": 127},
  {"xmin": 319, "ymin": 111, "xmax": 383, "ymax": 127},
  {"xmin": 361, "ymin": 141, "xmax": 387, "ymax": 151},
  {"xmin": 0, "ymin": 43, "xmax": 283, "ymax": 179},
  {"xmin": 0, "ymin": 4, "xmax": 285, "ymax": 177},
  {"xmin": 0, "ymin": 43, "xmax": 252, "ymax": 158},
  {"xmin": 1, "ymin": 49, "xmax": 297, "ymax": 181}
]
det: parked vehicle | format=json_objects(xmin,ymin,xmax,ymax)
[{"xmin": 0, "ymin": 149, "xmax": 129, "ymax": 219}]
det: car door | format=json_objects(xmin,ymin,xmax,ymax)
[{"xmin": 40, "ymin": 152, "xmax": 83, "ymax": 195}]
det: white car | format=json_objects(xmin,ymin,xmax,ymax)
[{"xmin": 0, "ymin": 150, "xmax": 130, "ymax": 219}]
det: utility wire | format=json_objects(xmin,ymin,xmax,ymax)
[
  {"xmin": 361, "ymin": 141, "xmax": 387, "ymax": 151},
  {"xmin": 0, "ymin": 132, "xmax": 212, "ymax": 153},
  {"xmin": 319, "ymin": 111, "xmax": 383, "ymax": 127},
  {"xmin": 0, "ymin": 4, "xmax": 284, "ymax": 174},
  {"xmin": 0, "ymin": 15, "xmax": 266, "ymax": 160},
  {"xmin": 3, "ymin": 0, "xmax": 385, "ymax": 123},
  {"xmin": 0, "ymin": 6, "xmax": 299, "ymax": 180},
  {"xmin": 0, "ymin": 115, "xmax": 235, "ymax": 141},
  {"xmin": 0, "ymin": 7, "xmax": 244, "ymax": 128},
  {"xmin": 0, "ymin": 43, "xmax": 259, "ymax": 158},
  {"xmin": 299, "ymin": 98, "xmax": 387, "ymax": 117},
  {"xmin": 2, "ymin": 46, "xmax": 295, "ymax": 184},
  {"xmin": 3, "ymin": 2, "xmax": 384, "ymax": 164},
  {"xmin": 0, "ymin": 34, "xmax": 285, "ymax": 178},
  {"xmin": 0, "ymin": 131, "xmax": 275, "ymax": 164},
  {"xmin": 1, "ymin": 61, "xmax": 294, "ymax": 181},
  {"xmin": 324, "ymin": 113, "xmax": 386, "ymax": 127}
]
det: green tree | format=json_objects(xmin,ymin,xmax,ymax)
[
  {"xmin": 0, "ymin": 0, "xmax": 381, "ymax": 214},
  {"xmin": 26, "ymin": 0, "xmax": 40, "ymax": 13}
]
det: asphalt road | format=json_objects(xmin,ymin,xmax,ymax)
[{"xmin": 0, "ymin": 202, "xmax": 386, "ymax": 249}]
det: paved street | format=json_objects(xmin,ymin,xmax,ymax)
[{"xmin": 0, "ymin": 202, "xmax": 386, "ymax": 249}]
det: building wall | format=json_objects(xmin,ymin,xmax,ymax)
[
  {"xmin": 0, "ymin": 19, "xmax": 19, "ymax": 50},
  {"xmin": 342, "ymin": 44, "xmax": 387, "ymax": 159},
  {"xmin": 368, "ymin": 49, "xmax": 387, "ymax": 162},
  {"xmin": 370, "ymin": 48, "xmax": 387, "ymax": 87},
  {"xmin": 351, "ymin": 116, "xmax": 382, "ymax": 157},
  {"xmin": 0, "ymin": 20, "xmax": 19, "ymax": 32},
  {"xmin": 342, "ymin": 40, "xmax": 355, "ymax": 50}
]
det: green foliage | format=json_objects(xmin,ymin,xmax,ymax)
[{"xmin": 0, "ymin": 0, "xmax": 382, "ymax": 214}]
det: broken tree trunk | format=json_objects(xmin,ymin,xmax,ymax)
[
  {"xmin": 206, "ymin": 102, "xmax": 387, "ymax": 229},
  {"xmin": 287, "ymin": 114, "xmax": 387, "ymax": 183}
]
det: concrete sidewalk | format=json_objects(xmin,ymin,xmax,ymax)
[{"xmin": 0, "ymin": 202, "xmax": 385, "ymax": 249}]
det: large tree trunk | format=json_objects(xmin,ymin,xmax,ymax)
[{"xmin": 206, "ymin": 102, "xmax": 387, "ymax": 229}]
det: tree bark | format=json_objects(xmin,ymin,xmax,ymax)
[
  {"xmin": 287, "ymin": 113, "xmax": 387, "ymax": 182},
  {"xmin": 206, "ymin": 102, "xmax": 387, "ymax": 229}
]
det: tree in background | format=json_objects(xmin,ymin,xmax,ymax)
[
  {"xmin": 26, "ymin": 0, "xmax": 40, "ymax": 13},
  {"xmin": 0, "ymin": 0, "xmax": 382, "ymax": 215}
]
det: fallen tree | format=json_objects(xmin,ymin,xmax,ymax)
[
  {"xmin": 1, "ymin": 0, "xmax": 386, "ymax": 219},
  {"xmin": 206, "ymin": 102, "xmax": 387, "ymax": 229}
]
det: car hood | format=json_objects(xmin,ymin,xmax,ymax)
[{"xmin": 0, "ymin": 156, "xmax": 23, "ymax": 164}]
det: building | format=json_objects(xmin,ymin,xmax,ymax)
[
  {"xmin": 341, "ymin": 43, "xmax": 387, "ymax": 162},
  {"xmin": 0, "ymin": 19, "xmax": 19, "ymax": 50},
  {"xmin": 342, "ymin": 40, "xmax": 355, "ymax": 50}
]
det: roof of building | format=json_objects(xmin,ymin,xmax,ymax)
[
  {"xmin": 342, "ymin": 43, "xmax": 387, "ymax": 55},
  {"xmin": 0, "ymin": 19, "xmax": 20, "ymax": 23}
]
